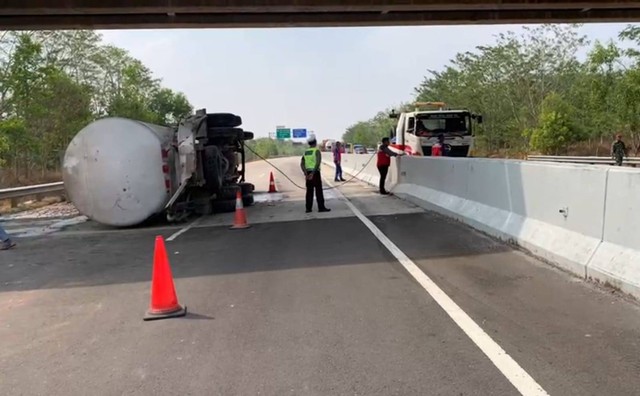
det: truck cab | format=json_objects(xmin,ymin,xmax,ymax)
[{"xmin": 389, "ymin": 102, "xmax": 482, "ymax": 157}]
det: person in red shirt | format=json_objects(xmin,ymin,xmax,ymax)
[
  {"xmin": 377, "ymin": 137, "xmax": 404, "ymax": 195},
  {"xmin": 431, "ymin": 134, "xmax": 446, "ymax": 156}
]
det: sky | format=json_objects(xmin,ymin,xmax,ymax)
[{"xmin": 99, "ymin": 23, "xmax": 632, "ymax": 141}]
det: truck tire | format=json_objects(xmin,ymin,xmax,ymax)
[
  {"xmin": 211, "ymin": 199, "xmax": 237, "ymax": 213},
  {"xmin": 203, "ymin": 146, "xmax": 223, "ymax": 192},
  {"xmin": 218, "ymin": 185, "xmax": 240, "ymax": 200},
  {"xmin": 217, "ymin": 184, "xmax": 253, "ymax": 199},
  {"xmin": 243, "ymin": 131, "xmax": 254, "ymax": 141},
  {"xmin": 194, "ymin": 200, "xmax": 213, "ymax": 215},
  {"xmin": 242, "ymin": 194, "xmax": 254, "ymax": 207},
  {"xmin": 207, "ymin": 127, "xmax": 245, "ymax": 140},
  {"xmin": 239, "ymin": 182, "xmax": 254, "ymax": 195},
  {"xmin": 207, "ymin": 113, "xmax": 242, "ymax": 128},
  {"xmin": 189, "ymin": 188, "xmax": 213, "ymax": 215}
]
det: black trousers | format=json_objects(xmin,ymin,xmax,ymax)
[
  {"xmin": 306, "ymin": 171, "xmax": 326, "ymax": 211},
  {"xmin": 378, "ymin": 165, "xmax": 389, "ymax": 193},
  {"xmin": 615, "ymin": 155, "xmax": 623, "ymax": 166}
]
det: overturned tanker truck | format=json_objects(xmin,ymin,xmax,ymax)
[{"xmin": 62, "ymin": 109, "xmax": 255, "ymax": 227}]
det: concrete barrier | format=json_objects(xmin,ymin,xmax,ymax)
[
  {"xmin": 322, "ymin": 152, "xmax": 397, "ymax": 188},
  {"xmin": 588, "ymin": 169, "xmax": 640, "ymax": 296},
  {"xmin": 324, "ymin": 152, "xmax": 640, "ymax": 299}
]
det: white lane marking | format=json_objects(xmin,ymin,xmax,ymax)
[
  {"xmin": 166, "ymin": 217, "xmax": 202, "ymax": 241},
  {"xmin": 325, "ymin": 177, "xmax": 549, "ymax": 396}
]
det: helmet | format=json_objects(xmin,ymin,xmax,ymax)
[{"xmin": 307, "ymin": 134, "xmax": 317, "ymax": 143}]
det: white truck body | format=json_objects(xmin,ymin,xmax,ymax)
[
  {"xmin": 63, "ymin": 117, "xmax": 177, "ymax": 227},
  {"xmin": 63, "ymin": 110, "xmax": 255, "ymax": 227}
]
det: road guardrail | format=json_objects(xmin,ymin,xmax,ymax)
[
  {"xmin": 527, "ymin": 155, "xmax": 640, "ymax": 166},
  {"xmin": 0, "ymin": 182, "xmax": 65, "ymax": 202}
]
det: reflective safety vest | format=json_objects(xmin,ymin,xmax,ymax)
[{"xmin": 304, "ymin": 147, "xmax": 320, "ymax": 170}]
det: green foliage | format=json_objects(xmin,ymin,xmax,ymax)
[
  {"xmin": 245, "ymin": 138, "xmax": 307, "ymax": 162},
  {"xmin": 526, "ymin": 93, "xmax": 581, "ymax": 154},
  {"xmin": 343, "ymin": 109, "xmax": 399, "ymax": 148},
  {"xmin": 0, "ymin": 31, "xmax": 193, "ymax": 185},
  {"xmin": 346, "ymin": 24, "xmax": 640, "ymax": 156}
]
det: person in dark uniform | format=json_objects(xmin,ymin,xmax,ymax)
[
  {"xmin": 611, "ymin": 133, "xmax": 627, "ymax": 166},
  {"xmin": 300, "ymin": 134, "xmax": 331, "ymax": 213},
  {"xmin": 377, "ymin": 137, "xmax": 404, "ymax": 195}
]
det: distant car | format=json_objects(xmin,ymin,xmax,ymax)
[
  {"xmin": 353, "ymin": 144, "xmax": 365, "ymax": 154},
  {"xmin": 366, "ymin": 148, "xmax": 376, "ymax": 154}
]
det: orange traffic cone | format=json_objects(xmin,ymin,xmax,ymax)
[
  {"xmin": 268, "ymin": 171, "xmax": 277, "ymax": 193},
  {"xmin": 230, "ymin": 189, "xmax": 250, "ymax": 229},
  {"xmin": 143, "ymin": 236, "xmax": 187, "ymax": 321}
]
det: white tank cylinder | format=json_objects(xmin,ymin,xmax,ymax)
[{"xmin": 63, "ymin": 117, "xmax": 175, "ymax": 227}]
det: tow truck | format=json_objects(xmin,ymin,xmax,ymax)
[{"xmin": 389, "ymin": 102, "xmax": 482, "ymax": 157}]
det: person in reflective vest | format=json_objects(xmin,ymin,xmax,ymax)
[
  {"xmin": 300, "ymin": 134, "xmax": 331, "ymax": 213},
  {"xmin": 377, "ymin": 137, "xmax": 403, "ymax": 195}
]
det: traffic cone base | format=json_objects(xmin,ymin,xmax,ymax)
[
  {"xmin": 144, "ymin": 305, "xmax": 187, "ymax": 321},
  {"xmin": 231, "ymin": 190, "xmax": 251, "ymax": 229},
  {"xmin": 144, "ymin": 236, "xmax": 186, "ymax": 321}
]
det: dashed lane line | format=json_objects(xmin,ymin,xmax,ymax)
[{"xmin": 166, "ymin": 217, "xmax": 202, "ymax": 241}]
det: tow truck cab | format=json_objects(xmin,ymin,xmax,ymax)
[{"xmin": 389, "ymin": 102, "xmax": 482, "ymax": 157}]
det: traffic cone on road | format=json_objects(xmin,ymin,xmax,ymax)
[
  {"xmin": 268, "ymin": 171, "xmax": 277, "ymax": 193},
  {"xmin": 231, "ymin": 189, "xmax": 251, "ymax": 229},
  {"xmin": 143, "ymin": 235, "xmax": 187, "ymax": 321}
]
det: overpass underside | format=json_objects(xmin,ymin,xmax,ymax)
[{"xmin": 1, "ymin": 1, "xmax": 639, "ymax": 29}]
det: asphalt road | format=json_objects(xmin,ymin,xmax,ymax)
[{"xmin": 1, "ymin": 157, "xmax": 640, "ymax": 396}]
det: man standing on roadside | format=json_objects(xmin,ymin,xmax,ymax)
[
  {"xmin": 377, "ymin": 137, "xmax": 404, "ymax": 195},
  {"xmin": 301, "ymin": 134, "xmax": 331, "ymax": 213},
  {"xmin": 612, "ymin": 133, "xmax": 627, "ymax": 166},
  {"xmin": 0, "ymin": 224, "xmax": 16, "ymax": 250},
  {"xmin": 333, "ymin": 141, "xmax": 346, "ymax": 182}
]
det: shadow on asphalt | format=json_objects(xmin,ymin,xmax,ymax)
[
  {"xmin": 0, "ymin": 212, "xmax": 512, "ymax": 293},
  {"xmin": 185, "ymin": 312, "xmax": 215, "ymax": 320}
]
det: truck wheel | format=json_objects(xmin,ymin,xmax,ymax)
[
  {"xmin": 194, "ymin": 201, "xmax": 213, "ymax": 215},
  {"xmin": 203, "ymin": 146, "xmax": 223, "ymax": 192},
  {"xmin": 207, "ymin": 113, "xmax": 242, "ymax": 128},
  {"xmin": 207, "ymin": 127, "xmax": 245, "ymax": 140},
  {"xmin": 218, "ymin": 185, "xmax": 240, "ymax": 200},
  {"xmin": 242, "ymin": 194, "xmax": 254, "ymax": 207},
  {"xmin": 239, "ymin": 182, "xmax": 254, "ymax": 195},
  {"xmin": 211, "ymin": 199, "xmax": 237, "ymax": 213}
]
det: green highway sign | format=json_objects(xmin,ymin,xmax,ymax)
[{"xmin": 276, "ymin": 128, "xmax": 291, "ymax": 139}]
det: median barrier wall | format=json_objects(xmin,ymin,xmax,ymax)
[
  {"xmin": 324, "ymin": 152, "xmax": 640, "ymax": 299},
  {"xmin": 589, "ymin": 169, "xmax": 640, "ymax": 296},
  {"xmin": 321, "ymin": 152, "xmax": 396, "ymax": 188}
]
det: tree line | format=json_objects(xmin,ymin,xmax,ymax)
[
  {"xmin": 0, "ymin": 31, "xmax": 193, "ymax": 185},
  {"xmin": 245, "ymin": 138, "xmax": 307, "ymax": 163},
  {"xmin": 343, "ymin": 24, "xmax": 640, "ymax": 157}
]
